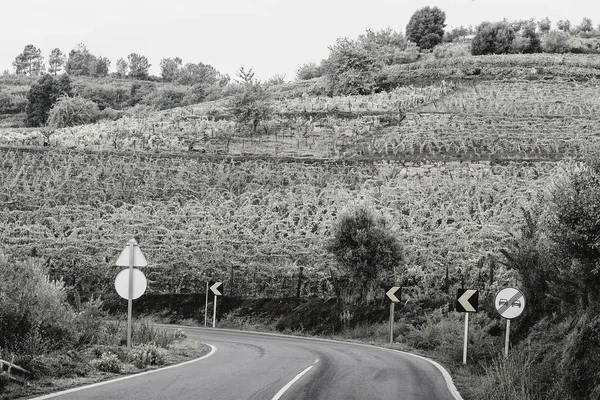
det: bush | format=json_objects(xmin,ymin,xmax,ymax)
[
  {"xmin": 128, "ymin": 343, "xmax": 166, "ymax": 369},
  {"xmin": 296, "ymin": 62, "xmax": 325, "ymax": 80},
  {"xmin": 471, "ymin": 21, "xmax": 516, "ymax": 55},
  {"xmin": 541, "ymin": 30, "xmax": 571, "ymax": 53},
  {"xmin": 132, "ymin": 318, "xmax": 184, "ymax": 348},
  {"xmin": 47, "ymin": 96, "xmax": 101, "ymax": 128},
  {"xmin": 91, "ymin": 352, "xmax": 122, "ymax": 373},
  {"xmin": 99, "ymin": 107, "xmax": 122, "ymax": 121},
  {"xmin": 75, "ymin": 296, "xmax": 107, "ymax": 347},
  {"xmin": 433, "ymin": 42, "xmax": 470, "ymax": 58}
]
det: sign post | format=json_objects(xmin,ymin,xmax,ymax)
[
  {"xmin": 494, "ymin": 287, "xmax": 525, "ymax": 358},
  {"xmin": 210, "ymin": 282, "xmax": 222, "ymax": 328},
  {"xmin": 455, "ymin": 289, "xmax": 479, "ymax": 365},
  {"xmin": 114, "ymin": 239, "xmax": 148, "ymax": 349},
  {"xmin": 385, "ymin": 286, "xmax": 401, "ymax": 343},
  {"xmin": 204, "ymin": 281, "xmax": 209, "ymax": 327}
]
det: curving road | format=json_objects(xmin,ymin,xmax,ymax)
[{"xmin": 30, "ymin": 326, "xmax": 461, "ymax": 400}]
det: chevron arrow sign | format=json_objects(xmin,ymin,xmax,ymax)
[
  {"xmin": 385, "ymin": 286, "xmax": 401, "ymax": 303},
  {"xmin": 210, "ymin": 282, "xmax": 223, "ymax": 296},
  {"xmin": 456, "ymin": 289, "xmax": 478, "ymax": 313}
]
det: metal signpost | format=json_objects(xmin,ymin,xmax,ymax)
[
  {"xmin": 209, "ymin": 282, "xmax": 223, "ymax": 328},
  {"xmin": 495, "ymin": 288, "xmax": 526, "ymax": 358},
  {"xmin": 204, "ymin": 281, "xmax": 209, "ymax": 327},
  {"xmin": 114, "ymin": 239, "xmax": 148, "ymax": 349},
  {"xmin": 455, "ymin": 289, "xmax": 479, "ymax": 365},
  {"xmin": 384, "ymin": 286, "xmax": 401, "ymax": 343}
]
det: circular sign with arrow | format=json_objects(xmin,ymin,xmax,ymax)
[{"xmin": 495, "ymin": 287, "xmax": 525, "ymax": 319}]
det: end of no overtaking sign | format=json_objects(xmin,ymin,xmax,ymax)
[{"xmin": 495, "ymin": 287, "xmax": 525, "ymax": 319}]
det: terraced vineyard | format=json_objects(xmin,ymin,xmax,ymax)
[
  {"xmin": 0, "ymin": 147, "xmax": 554, "ymax": 298},
  {"xmin": 1, "ymin": 54, "xmax": 598, "ymax": 301}
]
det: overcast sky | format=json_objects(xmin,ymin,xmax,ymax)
[{"xmin": 0, "ymin": 0, "xmax": 597, "ymax": 81}]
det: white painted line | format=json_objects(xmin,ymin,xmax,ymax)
[
  {"xmin": 29, "ymin": 344, "xmax": 217, "ymax": 400},
  {"xmin": 271, "ymin": 364, "xmax": 315, "ymax": 400}
]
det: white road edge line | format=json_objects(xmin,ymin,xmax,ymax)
[
  {"xmin": 29, "ymin": 344, "xmax": 218, "ymax": 400},
  {"xmin": 164, "ymin": 325, "xmax": 463, "ymax": 400},
  {"xmin": 271, "ymin": 363, "xmax": 315, "ymax": 400}
]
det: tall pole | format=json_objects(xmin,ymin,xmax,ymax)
[
  {"xmin": 389, "ymin": 302, "xmax": 395, "ymax": 343},
  {"xmin": 504, "ymin": 319, "xmax": 511, "ymax": 358},
  {"xmin": 127, "ymin": 240, "xmax": 134, "ymax": 349},
  {"xmin": 212, "ymin": 295, "xmax": 217, "ymax": 328},
  {"xmin": 463, "ymin": 313, "xmax": 469, "ymax": 365},
  {"xmin": 204, "ymin": 281, "xmax": 209, "ymax": 327}
]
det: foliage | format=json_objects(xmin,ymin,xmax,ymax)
[
  {"xmin": 327, "ymin": 204, "xmax": 404, "ymax": 297},
  {"xmin": 296, "ymin": 62, "xmax": 325, "ymax": 80},
  {"xmin": 116, "ymin": 58, "xmax": 128, "ymax": 77},
  {"xmin": 471, "ymin": 21, "xmax": 516, "ymax": 55},
  {"xmin": 47, "ymin": 95, "xmax": 101, "ymax": 128},
  {"xmin": 228, "ymin": 76, "xmax": 272, "ymax": 135},
  {"xmin": 537, "ymin": 17, "xmax": 552, "ymax": 34},
  {"xmin": 90, "ymin": 352, "xmax": 122, "ymax": 373},
  {"xmin": 541, "ymin": 30, "xmax": 571, "ymax": 53},
  {"xmin": 48, "ymin": 48, "xmax": 66, "ymax": 76},
  {"xmin": 324, "ymin": 28, "xmax": 417, "ymax": 95},
  {"xmin": 511, "ymin": 24, "xmax": 541, "ymax": 54},
  {"xmin": 25, "ymin": 74, "xmax": 72, "ymax": 127},
  {"xmin": 13, "ymin": 44, "xmax": 45, "ymax": 76},
  {"xmin": 65, "ymin": 44, "xmax": 109, "ymax": 77},
  {"xmin": 557, "ymin": 20, "xmax": 571, "ymax": 33},
  {"xmin": 576, "ymin": 18, "xmax": 593, "ymax": 34},
  {"xmin": 432, "ymin": 42, "xmax": 470, "ymax": 58},
  {"xmin": 127, "ymin": 53, "xmax": 151, "ymax": 80},
  {"xmin": 160, "ymin": 57, "xmax": 182, "ymax": 82},
  {"xmin": 443, "ymin": 25, "xmax": 471, "ymax": 42},
  {"xmin": 176, "ymin": 62, "xmax": 221, "ymax": 86},
  {"xmin": 0, "ymin": 253, "xmax": 76, "ymax": 354},
  {"xmin": 405, "ymin": 6, "xmax": 446, "ymax": 49},
  {"xmin": 128, "ymin": 343, "xmax": 165, "ymax": 368}
]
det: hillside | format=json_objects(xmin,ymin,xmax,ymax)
[{"xmin": 2, "ymin": 53, "xmax": 599, "ymax": 300}]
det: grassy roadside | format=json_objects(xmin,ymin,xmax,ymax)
[{"xmin": 1, "ymin": 323, "xmax": 211, "ymax": 400}]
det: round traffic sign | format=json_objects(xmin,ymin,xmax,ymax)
[
  {"xmin": 115, "ymin": 268, "xmax": 147, "ymax": 300},
  {"xmin": 494, "ymin": 287, "xmax": 525, "ymax": 319}
]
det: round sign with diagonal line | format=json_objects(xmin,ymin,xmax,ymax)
[{"xmin": 495, "ymin": 288, "xmax": 525, "ymax": 319}]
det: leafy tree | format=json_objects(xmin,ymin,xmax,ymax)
[
  {"xmin": 471, "ymin": 21, "xmax": 516, "ymax": 55},
  {"xmin": 65, "ymin": 44, "xmax": 95, "ymax": 76},
  {"xmin": 542, "ymin": 30, "xmax": 571, "ymax": 53},
  {"xmin": 228, "ymin": 67, "xmax": 271, "ymax": 138},
  {"xmin": 25, "ymin": 74, "xmax": 72, "ymax": 127},
  {"xmin": 443, "ymin": 25, "xmax": 470, "ymax": 42},
  {"xmin": 94, "ymin": 57, "xmax": 111, "ymax": 77},
  {"xmin": 512, "ymin": 24, "xmax": 541, "ymax": 53},
  {"xmin": 577, "ymin": 18, "xmax": 593, "ymax": 34},
  {"xmin": 160, "ymin": 57, "xmax": 182, "ymax": 82},
  {"xmin": 296, "ymin": 62, "xmax": 324, "ymax": 80},
  {"xmin": 47, "ymin": 96, "xmax": 101, "ymax": 128},
  {"xmin": 327, "ymin": 204, "xmax": 404, "ymax": 299},
  {"xmin": 13, "ymin": 44, "xmax": 45, "ymax": 76},
  {"xmin": 406, "ymin": 6, "xmax": 446, "ymax": 49},
  {"xmin": 48, "ymin": 48, "xmax": 66, "ymax": 75},
  {"xmin": 557, "ymin": 19, "xmax": 571, "ymax": 33},
  {"xmin": 127, "ymin": 53, "xmax": 151, "ymax": 80},
  {"xmin": 176, "ymin": 62, "xmax": 220, "ymax": 86},
  {"xmin": 116, "ymin": 58, "xmax": 128, "ymax": 77},
  {"xmin": 537, "ymin": 17, "xmax": 552, "ymax": 34}
]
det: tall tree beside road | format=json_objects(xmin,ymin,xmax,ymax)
[
  {"xmin": 13, "ymin": 45, "xmax": 45, "ymax": 76},
  {"xmin": 48, "ymin": 48, "xmax": 66, "ymax": 75},
  {"xmin": 327, "ymin": 204, "xmax": 404, "ymax": 300},
  {"xmin": 128, "ymin": 53, "xmax": 151, "ymax": 80},
  {"xmin": 406, "ymin": 6, "xmax": 446, "ymax": 49}
]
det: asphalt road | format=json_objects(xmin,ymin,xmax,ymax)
[{"xmin": 31, "ymin": 326, "xmax": 461, "ymax": 400}]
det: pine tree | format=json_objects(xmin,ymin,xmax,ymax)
[
  {"xmin": 13, "ymin": 45, "xmax": 45, "ymax": 76},
  {"xmin": 48, "ymin": 48, "xmax": 66, "ymax": 75}
]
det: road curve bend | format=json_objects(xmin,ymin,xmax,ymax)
[{"xmin": 28, "ymin": 325, "xmax": 462, "ymax": 400}]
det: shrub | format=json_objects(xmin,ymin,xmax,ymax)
[
  {"xmin": 542, "ymin": 30, "xmax": 571, "ymax": 53},
  {"xmin": 132, "ymin": 318, "xmax": 184, "ymax": 348},
  {"xmin": 433, "ymin": 42, "xmax": 470, "ymax": 58},
  {"xmin": 296, "ymin": 62, "xmax": 324, "ymax": 80},
  {"xmin": 75, "ymin": 296, "xmax": 107, "ymax": 347},
  {"xmin": 47, "ymin": 96, "xmax": 101, "ymax": 128},
  {"xmin": 99, "ymin": 107, "xmax": 122, "ymax": 121},
  {"xmin": 91, "ymin": 352, "xmax": 122, "ymax": 373},
  {"xmin": 471, "ymin": 21, "xmax": 516, "ymax": 55},
  {"xmin": 128, "ymin": 343, "xmax": 166, "ymax": 369}
]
